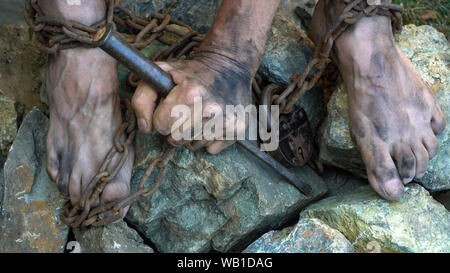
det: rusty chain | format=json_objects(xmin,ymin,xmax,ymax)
[{"xmin": 25, "ymin": 0, "xmax": 403, "ymax": 227}]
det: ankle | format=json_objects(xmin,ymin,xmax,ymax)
[
  {"xmin": 334, "ymin": 16, "xmax": 397, "ymax": 73},
  {"xmin": 37, "ymin": 0, "xmax": 106, "ymax": 26}
]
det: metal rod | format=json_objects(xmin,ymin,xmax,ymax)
[
  {"xmin": 237, "ymin": 140, "xmax": 312, "ymax": 196},
  {"xmin": 94, "ymin": 25, "xmax": 174, "ymax": 97}
]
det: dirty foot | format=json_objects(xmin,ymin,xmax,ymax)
[
  {"xmin": 45, "ymin": 47, "xmax": 134, "ymax": 217},
  {"xmin": 334, "ymin": 16, "xmax": 446, "ymax": 200},
  {"xmin": 39, "ymin": 0, "xmax": 134, "ymax": 221}
]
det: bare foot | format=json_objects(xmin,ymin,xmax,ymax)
[
  {"xmin": 38, "ymin": 0, "xmax": 134, "ymax": 220},
  {"xmin": 332, "ymin": 16, "xmax": 446, "ymax": 200},
  {"xmin": 45, "ymin": 47, "xmax": 134, "ymax": 216}
]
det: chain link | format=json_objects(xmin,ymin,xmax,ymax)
[{"xmin": 25, "ymin": 0, "xmax": 403, "ymax": 227}]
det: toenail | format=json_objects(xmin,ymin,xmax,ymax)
[
  {"xmin": 138, "ymin": 118, "xmax": 148, "ymax": 131},
  {"xmin": 416, "ymin": 172, "xmax": 426, "ymax": 179},
  {"xmin": 384, "ymin": 180, "xmax": 404, "ymax": 199},
  {"xmin": 402, "ymin": 177, "xmax": 414, "ymax": 184}
]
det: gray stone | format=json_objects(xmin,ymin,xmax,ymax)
[
  {"xmin": 125, "ymin": 131, "xmax": 327, "ymax": 253},
  {"xmin": 319, "ymin": 25, "xmax": 450, "ymax": 191},
  {"xmin": 73, "ymin": 221, "xmax": 154, "ymax": 253},
  {"xmin": 244, "ymin": 218, "xmax": 354, "ymax": 253},
  {"xmin": 0, "ymin": 167, "xmax": 3, "ymax": 209},
  {"xmin": 0, "ymin": 0, "xmax": 25, "ymax": 24},
  {"xmin": 300, "ymin": 183, "xmax": 450, "ymax": 253},
  {"xmin": 321, "ymin": 167, "xmax": 367, "ymax": 198},
  {"xmin": 0, "ymin": 92, "xmax": 17, "ymax": 156},
  {"xmin": 0, "ymin": 108, "xmax": 69, "ymax": 253}
]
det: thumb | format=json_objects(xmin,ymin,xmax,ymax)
[{"xmin": 131, "ymin": 80, "xmax": 159, "ymax": 134}]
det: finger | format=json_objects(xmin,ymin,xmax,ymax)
[
  {"xmin": 186, "ymin": 140, "xmax": 213, "ymax": 151},
  {"xmin": 153, "ymin": 70, "xmax": 195, "ymax": 135},
  {"xmin": 206, "ymin": 140, "xmax": 236, "ymax": 154},
  {"xmin": 132, "ymin": 80, "xmax": 158, "ymax": 133}
]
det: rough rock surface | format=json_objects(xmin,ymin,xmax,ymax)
[
  {"xmin": 319, "ymin": 25, "xmax": 450, "ymax": 191},
  {"xmin": 0, "ymin": 0, "xmax": 25, "ymax": 24},
  {"xmin": 244, "ymin": 218, "xmax": 354, "ymax": 253},
  {"xmin": 125, "ymin": 131, "xmax": 327, "ymax": 253},
  {"xmin": 73, "ymin": 221, "xmax": 154, "ymax": 253},
  {"xmin": 0, "ymin": 109, "xmax": 69, "ymax": 253},
  {"xmin": 321, "ymin": 167, "xmax": 367, "ymax": 198},
  {"xmin": 0, "ymin": 24, "xmax": 46, "ymax": 113},
  {"xmin": 0, "ymin": 93, "xmax": 17, "ymax": 156},
  {"xmin": 300, "ymin": 183, "xmax": 450, "ymax": 253},
  {"xmin": 0, "ymin": 166, "xmax": 3, "ymax": 209}
]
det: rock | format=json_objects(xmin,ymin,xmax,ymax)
[
  {"xmin": 0, "ymin": 167, "xmax": 3, "ymax": 209},
  {"xmin": 0, "ymin": 24, "xmax": 46, "ymax": 114},
  {"xmin": 319, "ymin": 25, "xmax": 450, "ymax": 191},
  {"xmin": 243, "ymin": 218, "xmax": 354, "ymax": 253},
  {"xmin": 321, "ymin": 167, "xmax": 367, "ymax": 198},
  {"xmin": 300, "ymin": 183, "xmax": 450, "ymax": 253},
  {"xmin": 73, "ymin": 221, "xmax": 154, "ymax": 253},
  {"xmin": 125, "ymin": 131, "xmax": 327, "ymax": 253},
  {"xmin": 435, "ymin": 191, "xmax": 450, "ymax": 211},
  {"xmin": 0, "ymin": 108, "xmax": 69, "ymax": 253},
  {"xmin": 0, "ymin": 0, "xmax": 25, "ymax": 24},
  {"xmin": 0, "ymin": 92, "xmax": 17, "ymax": 156}
]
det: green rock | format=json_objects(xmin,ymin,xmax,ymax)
[
  {"xmin": 300, "ymin": 183, "xmax": 450, "ymax": 253},
  {"xmin": 319, "ymin": 25, "xmax": 450, "ymax": 191},
  {"xmin": 0, "ymin": 93, "xmax": 17, "ymax": 156},
  {"xmin": 73, "ymin": 221, "xmax": 154, "ymax": 253},
  {"xmin": 244, "ymin": 218, "xmax": 354, "ymax": 253},
  {"xmin": 0, "ymin": 109, "xmax": 69, "ymax": 253},
  {"xmin": 125, "ymin": 131, "xmax": 327, "ymax": 253}
]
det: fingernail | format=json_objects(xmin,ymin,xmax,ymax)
[
  {"xmin": 416, "ymin": 172, "xmax": 425, "ymax": 179},
  {"xmin": 138, "ymin": 118, "xmax": 148, "ymax": 131},
  {"xmin": 384, "ymin": 179, "xmax": 404, "ymax": 200}
]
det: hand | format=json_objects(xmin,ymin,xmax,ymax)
[{"xmin": 131, "ymin": 52, "xmax": 253, "ymax": 154}]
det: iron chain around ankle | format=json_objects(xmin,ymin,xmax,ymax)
[{"xmin": 25, "ymin": 0, "xmax": 403, "ymax": 227}]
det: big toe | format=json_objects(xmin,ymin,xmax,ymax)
[{"xmin": 361, "ymin": 145, "xmax": 405, "ymax": 200}]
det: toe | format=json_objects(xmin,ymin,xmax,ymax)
[
  {"xmin": 411, "ymin": 142, "xmax": 429, "ymax": 179},
  {"xmin": 393, "ymin": 144, "xmax": 416, "ymax": 184},
  {"xmin": 361, "ymin": 145, "xmax": 404, "ymax": 200},
  {"xmin": 423, "ymin": 133, "xmax": 440, "ymax": 159},
  {"xmin": 431, "ymin": 105, "xmax": 446, "ymax": 135},
  {"xmin": 46, "ymin": 139, "xmax": 60, "ymax": 183}
]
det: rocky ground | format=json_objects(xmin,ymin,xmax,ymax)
[{"xmin": 0, "ymin": 0, "xmax": 449, "ymax": 253}]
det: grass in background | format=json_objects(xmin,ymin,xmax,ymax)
[{"xmin": 392, "ymin": 0, "xmax": 449, "ymax": 40}]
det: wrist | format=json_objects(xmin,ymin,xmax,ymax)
[{"xmin": 193, "ymin": 49, "xmax": 253, "ymax": 84}]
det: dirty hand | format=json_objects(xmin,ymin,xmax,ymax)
[{"xmin": 131, "ymin": 53, "xmax": 253, "ymax": 154}]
